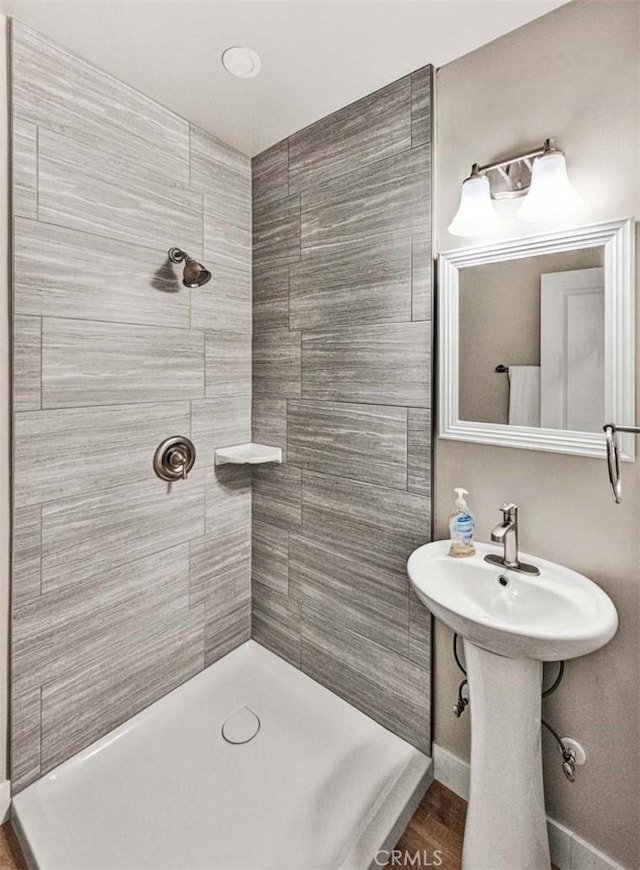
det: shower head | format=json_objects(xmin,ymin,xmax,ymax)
[{"xmin": 168, "ymin": 247, "xmax": 212, "ymax": 288}]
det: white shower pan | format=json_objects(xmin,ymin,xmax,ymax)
[{"xmin": 12, "ymin": 641, "xmax": 432, "ymax": 870}]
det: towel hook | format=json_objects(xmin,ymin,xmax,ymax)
[{"xmin": 603, "ymin": 423, "xmax": 640, "ymax": 504}]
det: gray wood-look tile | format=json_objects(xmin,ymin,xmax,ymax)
[
  {"xmin": 191, "ymin": 397, "xmax": 251, "ymax": 467},
  {"xmin": 247, "ymin": 62, "xmax": 433, "ymax": 752},
  {"xmin": 205, "ymin": 594, "xmax": 251, "ymax": 666},
  {"xmin": 301, "ymin": 471, "xmax": 430, "ymax": 575},
  {"xmin": 38, "ymin": 128, "xmax": 202, "ymax": 254},
  {"xmin": 252, "ymin": 140, "xmax": 289, "ymax": 207},
  {"xmin": 301, "ymin": 606, "xmax": 430, "ymax": 752},
  {"xmin": 15, "ymin": 402, "xmax": 191, "ymax": 507},
  {"xmin": 192, "ymin": 498, "xmax": 250, "ymax": 621},
  {"xmin": 11, "ymin": 685, "xmax": 41, "ymax": 792},
  {"xmin": 252, "ymin": 464, "xmax": 302, "ymax": 531},
  {"xmin": 41, "ymin": 470, "xmax": 205, "ymax": 591},
  {"xmin": 13, "ymin": 545, "xmax": 192, "ymax": 692},
  {"xmin": 253, "ymin": 194, "xmax": 300, "ymax": 266},
  {"xmin": 41, "ymin": 318, "xmax": 205, "ymax": 408},
  {"xmin": 301, "ymin": 321, "xmax": 430, "ymax": 407},
  {"xmin": 205, "ymin": 465, "xmax": 252, "ymax": 538},
  {"xmin": 253, "ymin": 263, "xmax": 290, "ymax": 333},
  {"xmin": 289, "ymin": 534, "xmax": 409, "ymax": 655},
  {"xmin": 12, "ymin": 505, "xmax": 41, "ymax": 605},
  {"xmin": 190, "ymin": 124, "xmax": 250, "ymax": 204},
  {"xmin": 203, "ymin": 210, "xmax": 250, "ymax": 278},
  {"xmin": 412, "ymin": 232, "xmax": 433, "ymax": 322},
  {"xmin": 191, "ymin": 261, "xmax": 251, "ymax": 334},
  {"xmin": 13, "ymin": 118, "xmax": 37, "ymax": 219},
  {"xmin": 41, "ymin": 607, "xmax": 204, "ymax": 771},
  {"xmin": 195, "ymin": 466, "xmax": 251, "ymax": 632},
  {"xmin": 410, "ymin": 66, "xmax": 433, "ymax": 149},
  {"xmin": 205, "ymin": 331, "xmax": 251, "ymax": 398},
  {"xmin": 252, "ymin": 399, "xmax": 287, "ymax": 461},
  {"xmin": 289, "ymin": 235, "xmax": 411, "ymax": 329},
  {"xmin": 252, "ymin": 520, "xmax": 288, "ymax": 594},
  {"xmin": 10, "ymin": 21, "xmax": 255, "ymax": 785},
  {"xmin": 190, "ymin": 526, "xmax": 250, "ymax": 612},
  {"xmin": 191, "ymin": 125, "xmax": 251, "ymax": 271},
  {"xmin": 12, "ymin": 22, "xmax": 190, "ymax": 184},
  {"xmin": 289, "ymin": 78, "xmax": 411, "ymax": 194},
  {"xmin": 409, "ymin": 588, "xmax": 432, "ymax": 669},
  {"xmin": 287, "ymin": 400, "xmax": 407, "ymax": 489},
  {"xmin": 252, "ymin": 582, "xmax": 300, "ymax": 667},
  {"xmin": 253, "ymin": 329, "xmax": 301, "ymax": 398},
  {"xmin": 14, "ymin": 219, "xmax": 191, "ymax": 328},
  {"xmin": 408, "ymin": 408, "xmax": 432, "ymax": 497},
  {"xmin": 14, "ymin": 315, "xmax": 41, "ymax": 411},
  {"xmin": 301, "ymin": 146, "xmax": 430, "ymax": 254}
]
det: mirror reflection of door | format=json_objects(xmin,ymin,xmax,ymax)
[
  {"xmin": 457, "ymin": 246, "xmax": 604, "ymax": 431},
  {"xmin": 540, "ymin": 267, "xmax": 605, "ymax": 432}
]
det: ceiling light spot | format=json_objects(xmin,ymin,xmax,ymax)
[{"xmin": 222, "ymin": 46, "xmax": 262, "ymax": 79}]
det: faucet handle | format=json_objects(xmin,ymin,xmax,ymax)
[{"xmin": 500, "ymin": 502, "xmax": 518, "ymax": 520}]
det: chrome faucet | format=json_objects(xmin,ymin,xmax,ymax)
[{"xmin": 485, "ymin": 503, "xmax": 540, "ymax": 576}]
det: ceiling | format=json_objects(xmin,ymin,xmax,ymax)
[{"xmin": 0, "ymin": 0, "xmax": 568, "ymax": 156}]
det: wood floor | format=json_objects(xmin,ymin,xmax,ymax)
[
  {"xmin": 0, "ymin": 823, "xmax": 24, "ymax": 870},
  {"xmin": 396, "ymin": 780, "xmax": 467, "ymax": 868},
  {"xmin": 0, "ymin": 780, "xmax": 466, "ymax": 870}
]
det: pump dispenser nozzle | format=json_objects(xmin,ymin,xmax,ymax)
[{"xmin": 454, "ymin": 488, "xmax": 470, "ymax": 510}]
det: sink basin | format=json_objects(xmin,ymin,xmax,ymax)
[{"xmin": 407, "ymin": 539, "xmax": 617, "ymax": 661}]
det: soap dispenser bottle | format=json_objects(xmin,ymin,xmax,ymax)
[{"xmin": 449, "ymin": 487, "xmax": 476, "ymax": 558}]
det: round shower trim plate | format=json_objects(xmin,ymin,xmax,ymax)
[{"xmin": 222, "ymin": 46, "xmax": 262, "ymax": 78}]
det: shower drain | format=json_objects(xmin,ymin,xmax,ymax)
[{"xmin": 221, "ymin": 706, "xmax": 261, "ymax": 744}]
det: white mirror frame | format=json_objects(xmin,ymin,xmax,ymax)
[{"xmin": 438, "ymin": 218, "xmax": 635, "ymax": 460}]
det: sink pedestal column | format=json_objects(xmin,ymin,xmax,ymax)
[{"xmin": 462, "ymin": 640, "xmax": 550, "ymax": 870}]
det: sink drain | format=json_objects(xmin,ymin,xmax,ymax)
[{"xmin": 221, "ymin": 706, "xmax": 260, "ymax": 744}]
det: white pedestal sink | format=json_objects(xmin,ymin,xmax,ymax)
[{"xmin": 407, "ymin": 540, "xmax": 618, "ymax": 870}]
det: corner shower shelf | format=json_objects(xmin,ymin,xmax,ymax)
[{"xmin": 214, "ymin": 443, "xmax": 282, "ymax": 465}]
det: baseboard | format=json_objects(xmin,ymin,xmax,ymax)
[
  {"xmin": 0, "ymin": 779, "xmax": 10, "ymax": 823},
  {"xmin": 432, "ymin": 744, "xmax": 624, "ymax": 870},
  {"xmin": 432, "ymin": 742, "xmax": 470, "ymax": 801}
]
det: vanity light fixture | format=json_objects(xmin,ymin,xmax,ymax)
[
  {"xmin": 517, "ymin": 140, "xmax": 581, "ymax": 222},
  {"xmin": 448, "ymin": 138, "xmax": 580, "ymax": 237},
  {"xmin": 447, "ymin": 166, "xmax": 502, "ymax": 237}
]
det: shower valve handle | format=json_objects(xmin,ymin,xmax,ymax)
[
  {"xmin": 153, "ymin": 436, "xmax": 196, "ymax": 482},
  {"xmin": 168, "ymin": 447, "xmax": 188, "ymax": 478}
]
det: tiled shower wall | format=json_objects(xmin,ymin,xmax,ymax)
[
  {"xmin": 251, "ymin": 68, "xmax": 434, "ymax": 752},
  {"xmin": 10, "ymin": 22, "xmax": 252, "ymax": 790}
]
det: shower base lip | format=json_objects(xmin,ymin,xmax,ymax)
[{"xmin": 12, "ymin": 640, "xmax": 432, "ymax": 870}]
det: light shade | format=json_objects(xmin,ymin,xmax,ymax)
[
  {"xmin": 517, "ymin": 150, "xmax": 581, "ymax": 222},
  {"xmin": 448, "ymin": 173, "xmax": 502, "ymax": 237}
]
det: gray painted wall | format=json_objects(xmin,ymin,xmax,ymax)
[
  {"xmin": 435, "ymin": 2, "xmax": 639, "ymax": 865},
  {"xmin": 250, "ymin": 68, "xmax": 434, "ymax": 753},
  {"xmin": 10, "ymin": 22, "xmax": 252, "ymax": 791}
]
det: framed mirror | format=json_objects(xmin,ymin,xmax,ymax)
[{"xmin": 438, "ymin": 219, "xmax": 635, "ymax": 460}]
